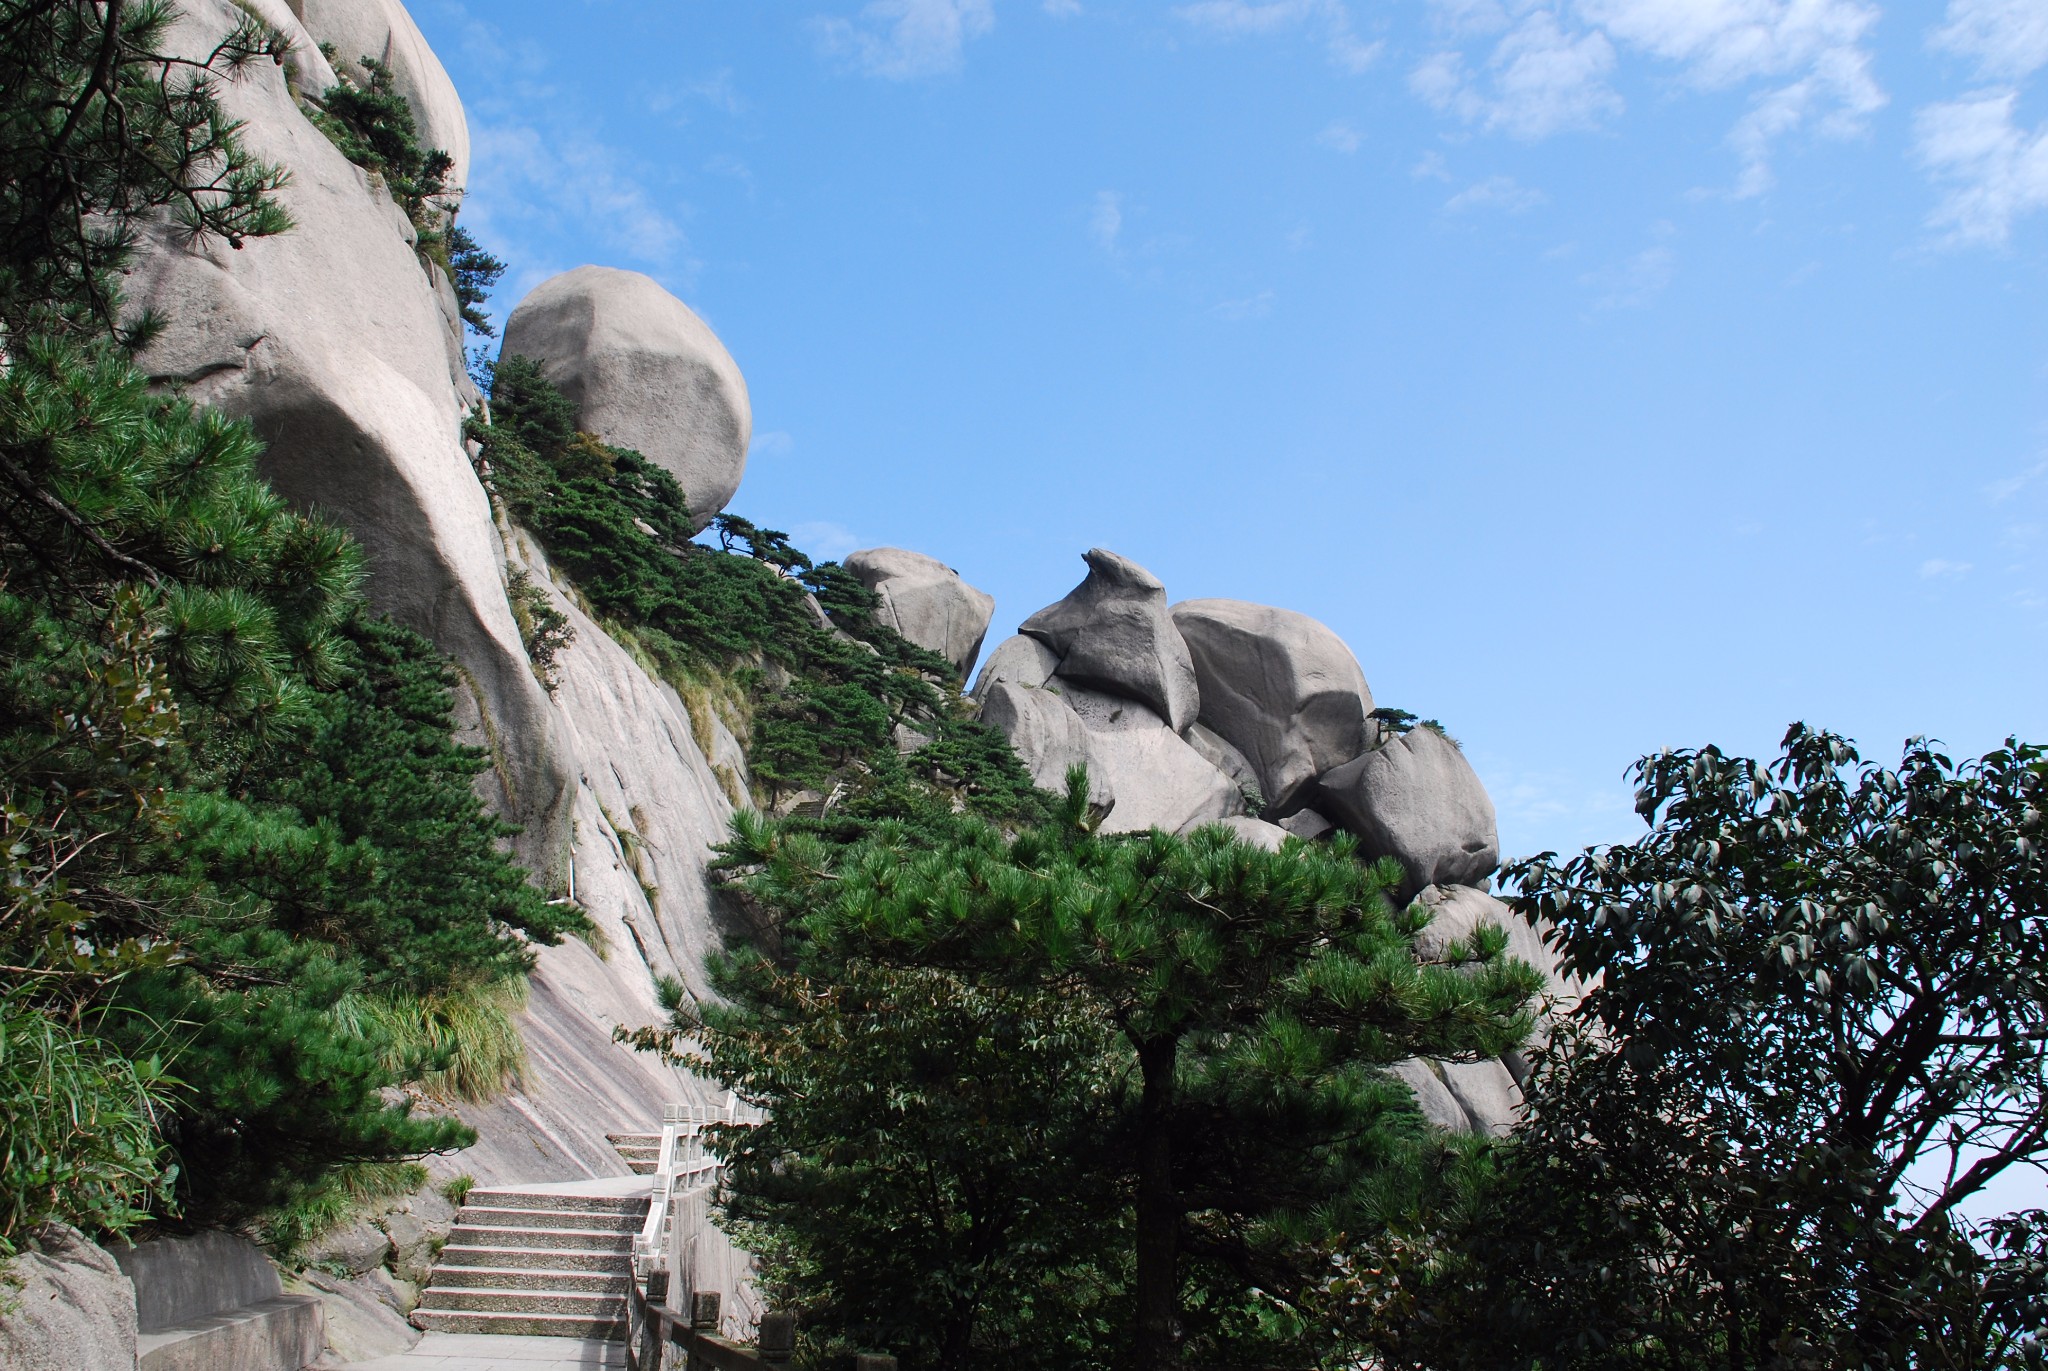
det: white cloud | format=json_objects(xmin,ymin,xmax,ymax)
[
  {"xmin": 1412, "ymin": 12, "xmax": 1622, "ymax": 140},
  {"xmin": 466, "ymin": 118, "xmax": 689, "ymax": 275},
  {"xmin": 1317, "ymin": 120, "xmax": 1363, "ymax": 152},
  {"xmin": 813, "ymin": 0, "xmax": 995, "ymax": 79},
  {"xmin": 792, "ymin": 522, "xmax": 862, "ymax": 562},
  {"xmin": 1173, "ymin": 0, "xmax": 1382, "ymax": 74},
  {"xmin": 1933, "ymin": 0, "xmax": 2048, "ymax": 81},
  {"xmin": 1412, "ymin": 149, "xmax": 1455, "ymax": 180},
  {"xmin": 1089, "ymin": 190, "xmax": 1124, "ymax": 252},
  {"xmin": 1920, "ymin": 557, "xmax": 1975, "ymax": 579},
  {"xmin": 750, "ymin": 431, "xmax": 796, "ymax": 458},
  {"xmin": 1581, "ymin": 243, "xmax": 1674, "ymax": 309},
  {"xmin": 1044, "ymin": 0, "xmax": 1083, "ymax": 13},
  {"xmin": 1445, "ymin": 173, "xmax": 1547, "ymax": 212},
  {"xmin": 1413, "ymin": 0, "xmax": 1883, "ymax": 192},
  {"xmin": 1211, "ymin": 289, "xmax": 1276, "ymax": 319},
  {"xmin": 1986, "ymin": 457, "xmax": 2048, "ymax": 501},
  {"xmin": 1914, "ymin": 89, "xmax": 2048, "ymax": 246}
]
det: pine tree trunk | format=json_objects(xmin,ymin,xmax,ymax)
[{"xmin": 1134, "ymin": 1035, "xmax": 1180, "ymax": 1370}]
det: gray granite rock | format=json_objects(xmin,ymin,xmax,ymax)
[
  {"xmin": 305, "ymin": 1220, "xmax": 390, "ymax": 1278},
  {"xmin": 1412, "ymin": 884, "xmax": 1573, "ymax": 1001},
  {"xmin": 1055, "ymin": 683, "xmax": 1239, "ymax": 834},
  {"xmin": 844, "ymin": 547, "xmax": 996, "ymax": 678},
  {"xmin": 295, "ymin": 0, "xmax": 470, "ymax": 190},
  {"xmin": 502, "ymin": 266, "xmax": 750, "ymax": 533},
  {"xmin": 1190, "ymin": 814, "xmax": 1292, "ymax": 851},
  {"xmin": 1385, "ymin": 1059, "xmax": 1471, "ymax": 1134},
  {"xmin": 979, "ymin": 680, "xmax": 1106, "ymax": 811},
  {"xmin": 0, "ymin": 1225, "xmax": 136, "ymax": 1371},
  {"xmin": 1187, "ymin": 723, "xmax": 1263, "ymax": 808},
  {"xmin": 971, "ymin": 634, "xmax": 1061, "ymax": 701},
  {"xmin": 1317, "ymin": 727, "xmax": 1498, "ymax": 898},
  {"xmin": 1441, "ymin": 1058, "xmax": 1522, "ymax": 1137},
  {"xmin": 1171, "ymin": 598, "xmax": 1374, "ymax": 817},
  {"xmin": 1280, "ymin": 808, "xmax": 1335, "ymax": 842},
  {"xmin": 1020, "ymin": 550, "xmax": 1200, "ymax": 732}
]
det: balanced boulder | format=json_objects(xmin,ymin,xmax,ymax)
[
  {"xmin": 1317, "ymin": 726, "xmax": 1498, "ymax": 897},
  {"xmin": 1170, "ymin": 598, "xmax": 1373, "ymax": 817},
  {"xmin": 1019, "ymin": 549, "xmax": 1199, "ymax": 732},
  {"xmin": 844, "ymin": 547, "xmax": 996, "ymax": 678},
  {"xmin": 501, "ymin": 267, "xmax": 750, "ymax": 532}
]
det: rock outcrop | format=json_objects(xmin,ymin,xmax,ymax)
[
  {"xmin": 971, "ymin": 634, "xmax": 1061, "ymax": 699},
  {"xmin": 501, "ymin": 266, "xmax": 751, "ymax": 533},
  {"xmin": 1170, "ymin": 598, "xmax": 1374, "ymax": 817},
  {"xmin": 1019, "ymin": 549, "xmax": 1200, "ymax": 733},
  {"xmin": 293, "ymin": 0, "xmax": 471, "ymax": 189},
  {"xmin": 1317, "ymin": 726, "xmax": 1499, "ymax": 898},
  {"xmin": 979, "ymin": 680, "xmax": 1102, "ymax": 805},
  {"xmin": 844, "ymin": 547, "xmax": 996, "ymax": 678},
  {"xmin": 0, "ymin": 1225, "xmax": 137, "ymax": 1371}
]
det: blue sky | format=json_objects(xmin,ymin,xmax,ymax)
[{"xmin": 416, "ymin": 0, "xmax": 2048, "ymax": 867}]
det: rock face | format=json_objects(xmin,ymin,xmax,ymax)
[
  {"xmin": 1170, "ymin": 598, "xmax": 1374, "ymax": 817},
  {"xmin": 1058, "ymin": 683, "xmax": 1241, "ymax": 834},
  {"xmin": 971, "ymin": 634, "xmax": 1060, "ymax": 700},
  {"xmin": 844, "ymin": 547, "xmax": 996, "ymax": 678},
  {"xmin": 292, "ymin": 0, "xmax": 471, "ymax": 190},
  {"xmin": 1317, "ymin": 726, "xmax": 1499, "ymax": 897},
  {"xmin": 1019, "ymin": 549, "xmax": 1200, "ymax": 733},
  {"xmin": 979, "ymin": 681, "xmax": 1101, "ymax": 804},
  {"xmin": 501, "ymin": 267, "xmax": 751, "ymax": 533},
  {"xmin": 0, "ymin": 1225, "xmax": 137, "ymax": 1371},
  {"xmin": 1411, "ymin": 883, "xmax": 1573, "ymax": 1001}
]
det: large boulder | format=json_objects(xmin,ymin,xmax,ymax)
[
  {"xmin": 501, "ymin": 267, "xmax": 750, "ymax": 532},
  {"xmin": 1019, "ymin": 549, "xmax": 1200, "ymax": 732},
  {"xmin": 971, "ymin": 634, "xmax": 1061, "ymax": 700},
  {"xmin": 844, "ymin": 547, "xmax": 996, "ymax": 678},
  {"xmin": 1170, "ymin": 598, "xmax": 1373, "ymax": 817},
  {"xmin": 1317, "ymin": 727, "xmax": 1498, "ymax": 897},
  {"xmin": 1411, "ymin": 884, "xmax": 1573, "ymax": 1001},
  {"xmin": 1055, "ymin": 683, "xmax": 1239, "ymax": 834},
  {"xmin": 123, "ymin": 0, "xmax": 570, "ymax": 875},
  {"xmin": 292, "ymin": 0, "xmax": 470, "ymax": 190},
  {"xmin": 0, "ymin": 1225, "xmax": 137, "ymax": 1371},
  {"xmin": 979, "ymin": 681, "xmax": 1105, "ymax": 810}
]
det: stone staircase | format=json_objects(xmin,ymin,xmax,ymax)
[
  {"xmin": 411, "ymin": 1187, "xmax": 644, "ymax": 1338},
  {"xmin": 608, "ymin": 1131, "xmax": 661, "ymax": 1175}
]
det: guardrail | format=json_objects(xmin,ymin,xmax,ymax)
[
  {"xmin": 624, "ymin": 1286, "xmax": 898, "ymax": 1371},
  {"xmin": 635, "ymin": 1100, "xmax": 735, "ymax": 1291}
]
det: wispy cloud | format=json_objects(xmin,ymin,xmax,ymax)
[
  {"xmin": 750, "ymin": 431, "xmax": 796, "ymax": 458},
  {"xmin": 1581, "ymin": 242, "xmax": 1674, "ymax": 310},
  {"xmin": 465, "ymin": 118, "xmax": 691, "ymax": 287},
  {"xmin": 1317, "ymin": 120, "xmax": 1363, "ymax": 152},
  {"xmin": 1089, "ymin": 190, "xmax": 1125, "ymax": 253},
  {"xmin": 1445, "ymin": 173, "xmax": 1546, "ymax": 213},
  {"xmin": 1920, "ymin": 557, "xmax": 1975, "ymax": 579},
  {"xmin": 1932, "ymin": 0, "xmax": 2048, "ymax": 81},
  {"xmin": 1211, "ymin": 290, "xmax": 1275, "ymax": 319},
  {"xmin": 1986, "ymin": 457, "xmax": 2048, "ymax": 501},
  {"xmin": 792, "ymin": 522, "xmax": 862, "ymax": 562},
  {"xmin": 1173, "ymin": 0, "xmax": 1381, "ymax": 74},
  {"xmin": 1412, "ymin": 0, "xmax": 1883, "ymax": 193},
  {"xmin": 1044, "ymin": 0, "xmax": 1083, "ymax": 14},
  {"xmin": 813, "ymin": 0, "xmax": 996, "ymax": 79},
  {"xmin": 1913, "ymin": 89, "xmax": 2048, "ymax": 246}
]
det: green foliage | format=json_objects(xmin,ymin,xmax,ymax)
[
  {"xmin": 447, "ymin": 225, "xmax": 505, "ymax": 338},
  {"xmin": 440, "ymin": 1173, "xmax": 474, "ymax": 1207},
  {"xmin": 309, "ymin": 54, "xmax": 451, "ymax": 241},
  {"xmin": 505, "ymin": 566, "xmax": 573, "ymax": 693},
  {"xmin": 1375, "ymin": 727, "xmax": 2048, "ymax": 1370},
  {"xmin": 333, "ymin": 980, "xmax": 529, "ymax": 1103},
  {"xmin": 650, "ymin": 782, "xmax": 1543, "ymax": 1370},
  {"xmin": 0, "ymin": 993, "xmax": 177, "ymax": 1256},
  {"xmin": 0, "ymin": 0, "xmax": 293, "ymax": 345},
  {"xmin": 0, "ymin": 338, "xmax": 559, "ymax": 1235}
]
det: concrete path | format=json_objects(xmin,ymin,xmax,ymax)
[{"xmin": 341, "ymin": 1330, "xmax": 626, "ymax": 1369}]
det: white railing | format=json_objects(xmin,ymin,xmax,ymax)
[{"xmin": 633, "ymin": 1096, "xmax": 738, "ymax": 1290}]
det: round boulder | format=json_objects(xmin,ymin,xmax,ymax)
[
  {"xmin": 844, "ymin": 547, "xmax": 996, "ymax": 679},
  {"xmin": 1019, "ymin": 549, "xmax": 1200, "ymax": 733},
  {"xmin": 1170, "ymin": 598, "xmax": 1373, "ymax": 818},
  {"xmin": 1317, "ymin": 726, "xmax": 1498, "ymax": 898},
  {"xmin": 501, "ymin": 267, "xmax": 751, "ymax": 532}
]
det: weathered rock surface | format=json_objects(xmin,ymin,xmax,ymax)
[
  {"xmin": 1317, "ymin": 727, "xmax": 1499, "ymax": 897},
  {"xmin": 1020, "ymin": 550, "xmax": 1200, "ymax": 732},
  {"xmin": 1440, "ymin": 1058, "xmax": 1522, "ymax": 1137},
  {"xmin": 293, "ymin": 0, "xmax": 470, "ymax": 190},
  {"xmin": 971, "ymin": 634, "xmax": 1061, "ymax": 700},
  {"xmin": 979, "ymin": 681, "xmax": 1105, "ymax": 809},
  {"xmin": 1055, "ymin": 683, "xmax": 1240, "ymax": 834},
  {"xmin": 1280, "ymin": 808, "xmax": 1335, "ymax": 842},
  {"xmin": 124, "ymin": 0, "xmax": 569, "ymax": 875},
  {"xmin": 290, "ymin": 1267, "xmax": 419, "ymax": 1366},
  {"xmin": 1385, "ymin": 1060, "xmax": 1471, "ymax": 1134},
  {"xmin": 502, "ymin": 267, "xmax": 751, "ymax": 532},
  {"xmin": 1187, "ymin": 723, "xmax": 1262, "ymax": 806},
  {"xmin": 305, "ymin": 1220, "xmax": 391, "ymax": 1278},
  {"xmin": 0, "ymin": 1225, "xmax": 136, "ymax": 1371},
  {"xmin": 1194, "ymin": 814, "xmax": 1293, "ymax": 851},
  {"xmin": 1412, "ymin": 884, "xmax": 1573, "ymax": 1001},
  {"xmin": 844, "ymin": 547, "xmax": 996, "ymax": 677},
  {"xmin": 1171, "ymin": 598, "xmax": 1373, "ymax": 817}
]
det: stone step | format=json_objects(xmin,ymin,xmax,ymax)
[
  {"xmin": 456, "ymin": 1206, "xmax": 643, "ymax": 1233},
  {"xmin": 410, "ymin": 1308, "xmax": 627, "ymax": 1339},
  {"xmin": 466, "ymin": 1189, "xmax": 647, "ymax": 1215},
  {"xmin": 627, "ymin": 1159, "xmax": 657, "ymax": 1175},
  {"xmin": 447, "ymin": 1224, "xmax": 635, "ymax": 1253},
  {"xmin": 605, "ymin": 1133, "xmax": 659, "ymax": 1146},
  {"xmin": 418, "ymin": 1287, "xmax": 628, "ymax": 1317},
  {"xmin": 436, "ymin": 1244, "xmax": 624, "ymax": 1273},
  {"xmin": 429, "ymin": 1266, "xmax": 630, "ymax": 1294}
]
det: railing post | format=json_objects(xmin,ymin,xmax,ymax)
[
  {"xmin": 690, "ymin": 1290, "xmax": 721, "ymax": 1330},
  {"xmin": 758, "ymin": 1311, "xmax": 797, "ymax": 1364}
]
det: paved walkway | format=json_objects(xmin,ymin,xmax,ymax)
[{"xmin": 342, "ymin": 1331, "xmax": 626, "ymax": 1370}]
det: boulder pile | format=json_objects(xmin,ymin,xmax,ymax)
[{"xmin": 976, "ymin": 547, "xmax": 1545, "ymax": 1134}]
